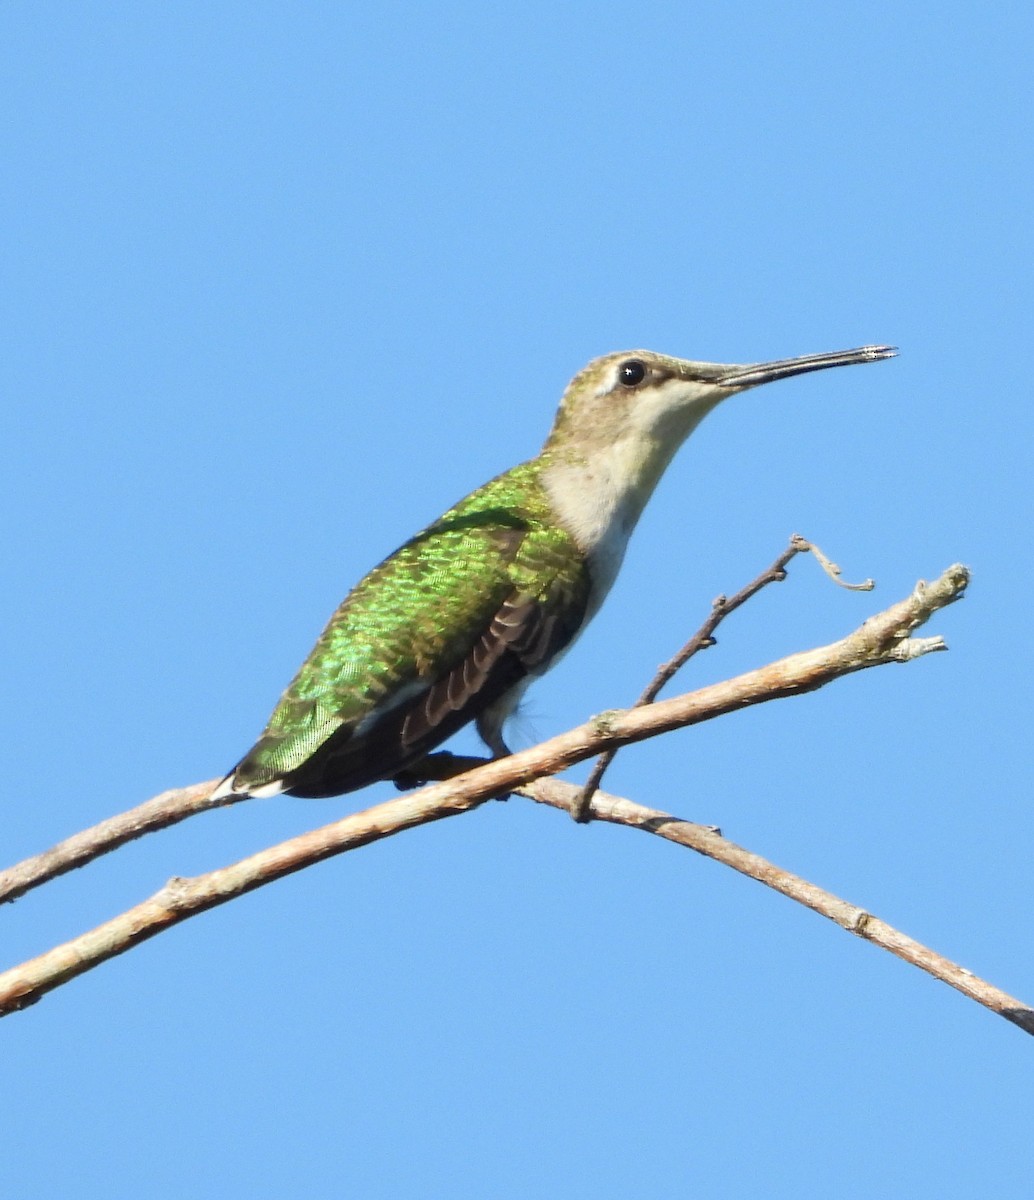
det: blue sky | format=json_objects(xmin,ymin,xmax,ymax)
[{"xmin": 3, "ymin": 3, "xmax": 1032, "ymax": 1196}]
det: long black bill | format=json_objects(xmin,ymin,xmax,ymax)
[{"xmin": 717, "ymin": 344, "xmax": 897, "ymax": 389}]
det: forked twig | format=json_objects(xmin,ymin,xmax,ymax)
[
  {"xmin": 523, "ymin": 777, "xmax": 1034, "ymax": 1037},
  {"xmin": 0, "ymin": 564, "xmax": 975, "ymax": 1020},
  {"xmin": 0, "ymin": 536, "xmax": 855, "ymax": 905},
  {"xmin": 571, "ymin": 535, "xmax": 874, "ymax": 822}
]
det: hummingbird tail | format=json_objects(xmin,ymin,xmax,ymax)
[{"xmin": 209, "ymin": 770, "xmax": 287, "ymax": 802}]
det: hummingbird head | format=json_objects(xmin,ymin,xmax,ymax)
[
  {"xmin": 545, "ymin": 345, "xmax": 897, "ymax": 462},
  {"xmin": 539, "ymin": 344, "xmax": 896, "ymax": 557}
]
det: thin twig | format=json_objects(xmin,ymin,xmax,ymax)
[
  {"xmin": 806, "ymin": 539, "xmax": 875, "ymax": 591},
  {"xmin": 0, "ymin": 538, "xmax": 877, "ymax": 903},
  {"xmin": 0, "ymin": 780, "xmax": 238, "ymax": 906},
  {"xmin": 0, "ymin": 564, "xmax": 968, "ymax": 1016},
  {"xmin": 521, "ymin": 777, "xmax": 1034, "ymax": 1037},
  {"xmin": 571, "ymin": 535, "xmax": 875, "ymax": 822}
]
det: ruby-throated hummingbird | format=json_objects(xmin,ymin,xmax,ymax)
[{"xmin": 214, "ymin": 344, "xmax": 895, "ymax": 801}]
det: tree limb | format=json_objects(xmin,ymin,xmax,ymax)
[
  {"xmin": 572, "ymin": 533, "xmax": 872, "ymax": 820},
  {"xmin": 522, "ymin": 777, "xmax": 1034, "ymax": 1036},
  {"xmin": 0, "ymin": 780, "xmax": 236, "ymax": 906},
  {"xmin": 1, "ymin": 560, "xmax": 966, "ymax": 907},
  {"xmin": 0, "ymin": 563, "xmax": 989, "ymax": 1021}
]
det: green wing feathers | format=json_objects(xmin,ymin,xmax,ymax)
[{"xmin": 231, "ymin": 464, "xmax": 590, "ymax": 796}]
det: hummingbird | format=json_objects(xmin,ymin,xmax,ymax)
[{"xmin": 213, "ymin": 344, "xmax": 895, "ymax": 802}]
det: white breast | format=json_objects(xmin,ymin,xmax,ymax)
[{"xmin": 540, "ymin": 444, "xmax": 646, "ymax": 622}]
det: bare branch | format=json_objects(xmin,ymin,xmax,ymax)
[
  {"xmin": 521, "ymin": 778, "xmax": 1034, "ymax": 1037},
  {"xmin": 0, "ymin": 780, "xmax": 236, "ymax": 906},
  {"xmin": 803, "ymin": 536, "xmax": 875, "ymax": 591},
  {"xmin": 573, "ymin": 536, "xmax": 886, "ymax": 820},
  {"xmin": 1, "ymin": 559, "xmax": 965, "ymax": 906},
  {"xmin": 0, "ymin": 564, "xmax": 970, "ymax": 1017}
]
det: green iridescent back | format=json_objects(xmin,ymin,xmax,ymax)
[{"xmin": 231, "ymin": 459, "xmax": 590, "ymax": 795}]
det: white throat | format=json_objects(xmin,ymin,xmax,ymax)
[
  {"xmin": 541, "ymin": 418, "xmax": 706, "ymax": 614},
  {"xmin": 541, "ymin": 370, "xmax": 730, "ymax": 613}
]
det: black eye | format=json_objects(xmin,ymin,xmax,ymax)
[{"xmin": 618, "ymin": 359, "xmax": 646, "ymax": 388}]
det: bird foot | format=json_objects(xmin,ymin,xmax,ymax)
[
  {"xmin": 391, "ymin": 751, "xmax": 482, "ymax": 791},
  {"xmin": 392, "ymin": 751, "xmax": 512, "ymax": 801}
]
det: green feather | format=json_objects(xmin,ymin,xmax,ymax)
[{"xmin": 232, "ymin": 460, "xmax": 590, "ymax": 795}]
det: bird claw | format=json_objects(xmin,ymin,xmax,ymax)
[{"xmin": 391, "ymin": 751, "xmax": 468, "ymax": 791}]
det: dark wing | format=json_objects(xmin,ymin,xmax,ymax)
[
  {"xmin": 284, "ymin": 572, "xmax": 587, "ymax": 797},
  {"xmin": 228, "ymin": 474, "xmax": 590, "ymax": 799},
  {"xmin": 397, "ymin": 579, "xmax": 582, "ymax": 754}
]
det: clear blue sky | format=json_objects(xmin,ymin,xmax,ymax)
[{"xmin": 3, "ymin": 4, "xmax": 1032, "ymax": 1196}]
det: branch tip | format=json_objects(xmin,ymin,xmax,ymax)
[{"xmin": 797, "ymin": 537, "xmax": 876, "ymax": 591}]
